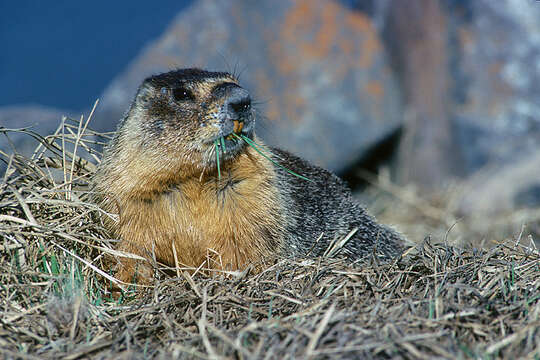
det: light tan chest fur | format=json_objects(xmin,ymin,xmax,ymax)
[{"xmin": 113, "ymin": 152, "xmax": 284, "ymax": 271}]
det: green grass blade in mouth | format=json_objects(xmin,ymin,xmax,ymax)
[
  {"xmin": 220, "ymin": 136, "xmax": 227, "ymax": 154},
  {"xmin": 232, "ymin": 133, "xmax": 313, "ymax": 182},
  {"xmin": 238, "ymin": 135, "xmax": 284, "ymax": 161},
  {"xmin": 214, "ymin": 140, "xmax": 221, "ymax": 181}
]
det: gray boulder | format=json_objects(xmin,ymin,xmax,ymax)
[
  {"xmin": 453, "ymin": 0, "xmax": 540, "ymax": 173},
  {"xmin": 459, "ymin": 149, "xmax": 540, "ymax": 215},
  {"xmin": 95, "ymin": 0, "xmax": 402, "ymax": 172}
]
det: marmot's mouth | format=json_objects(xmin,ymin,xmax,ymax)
[
  {"xmin": 216, "ymin": 136, "xmax": 239, "ymax": 150},
  {"xmin": 215, "ymin": 131, "xmax": 251, "ymax": 153},
  {"xmin": 231, "ymin": 120, "xmax": 244, "ymax": 136},
  {"xmin": 225, "ymin": 120, "xmax": 244, "ymax": 140},
  {"xmin": 212, "ymin": 120, "xmax": 253, "ymax": 146},
  {"xmin": 223, "ymin": 119, "xmax": 248, "ymax": 140}
]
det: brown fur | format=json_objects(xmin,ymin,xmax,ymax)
[{"xmin": 108, "ymin": 145, "xmax": 284, "ymax": 284}]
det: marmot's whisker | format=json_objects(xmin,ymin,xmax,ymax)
[
  {"xmin": 233, "ymin": 133, "xmax": 311, "ymax": 182},
  {"xmin": 214, "ymin": 140, "xmax": 221, "ymax": 181}
]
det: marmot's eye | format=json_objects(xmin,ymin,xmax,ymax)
[{"xmin": 172, "ymin": 87, "xmax": 194, "ymax": 101}]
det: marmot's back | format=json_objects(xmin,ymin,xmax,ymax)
[
  {"xmin": 272, "ymin": 148, "xmax": 403, "ymax": 259},
  {"xmin": 92, "ymin": 68, "xmax": 403, "ymax": 286}
]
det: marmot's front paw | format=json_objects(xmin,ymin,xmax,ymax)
[{"xmin": 109, "ymin": 259, "xmax": 154, "ymax": 298}]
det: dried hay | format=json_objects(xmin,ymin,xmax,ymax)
[{"xmin": 1, "ymin": 114, "xmax": 539, "ymax": 359}]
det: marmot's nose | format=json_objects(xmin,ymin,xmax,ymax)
[{"xmin": 224, "ymin": 86, "xmax": 251, "ymax": 118}]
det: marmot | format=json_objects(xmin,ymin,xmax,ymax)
[{"xmin": 92, "ymin": 68, "xmax": 403, "ymax": 285}]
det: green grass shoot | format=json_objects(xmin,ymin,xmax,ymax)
[
  {"xmin": 220, "ymin": 136, "xmax": 227, "ymax": 154},
  {"xmin": 232, "ymin": 133, "xmax": 313, "ymax": 182},
  {"xmin": 214, "ymin": 139, "xmax": 221, "ymax": 181}
]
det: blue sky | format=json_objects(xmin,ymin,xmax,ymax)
[{"xmin": 0, "ymin": 1, "xmax": 193, "ymax": 111}]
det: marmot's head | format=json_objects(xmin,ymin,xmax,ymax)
[{"xmin": 123, "ymin": 68, "xmax": 255, "ymax": 175}]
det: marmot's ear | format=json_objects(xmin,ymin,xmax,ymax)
[{"xmin": 136, "ymin": 83, "xmax": 157, "ymax": 104}]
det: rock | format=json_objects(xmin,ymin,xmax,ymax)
[
  {"xmin": 383, "ymin": 0, "xmax": 465, "ymax": 188},
  {"xmin": 459, "ymin": 150, "xmax": 540, "ymax": 215},
  {"xmin": 95, "ymin": 0, "xmax": 402, "ymax": 172},
  {"xmin": 381, "ymin": 0, "xmax": 540, "ymax": 188},
  {"xmin": 515, "ymin": 185, "xmax": 540, "ymax": 209},
  {"xmin": 452, "ymin": 0, "xmax": 540, "ymax": 173}
]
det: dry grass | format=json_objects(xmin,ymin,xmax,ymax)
[
  {"xmin": 1, "ymin": 115, "xmax": 539, "ymax": 359},
  {"xmin": 360, "ymin": 169, "xmax": 540, "ymax": 252}
]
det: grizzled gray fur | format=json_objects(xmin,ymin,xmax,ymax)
[{"xmin": 272, "ymin": 148, "xmax": 403, "ymax": 259}]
